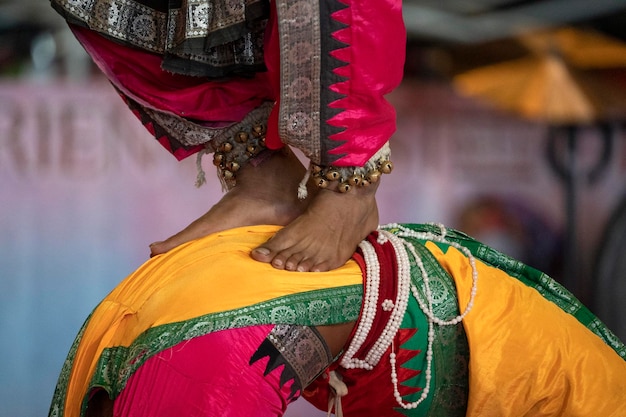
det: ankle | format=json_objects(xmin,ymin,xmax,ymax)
[{"xmin": 232, "ymin": 148, "xmax": 309, "ymax": 201}]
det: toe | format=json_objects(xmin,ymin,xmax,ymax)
[
  {"xmin": 310, "ymin": 261, "xmax": 331, "ymax": 273},
  {"xmin": 149, "ymin": 235, "xmax": 186, "ymax": 256},
  {"xmin": 295, "ymin": 258, "xmax": 317, "ymax": 272},
  {"xmin": 285, "ymin": 253, "xmax": 306, "ymax": 271},
  {"xmin": 251, "ymin": 244, "xmax": 291, "ymax": 269},
  {"xmin": 271, "ymin": 254, "xmax": 287, "ymax": 269},
  {"xmin": 250, "ymin": 246, "xmax": 273, "ymax": 262},
  {"xmin": 149, "ymin": 241, "xmax": 170, "ymax": 257}
]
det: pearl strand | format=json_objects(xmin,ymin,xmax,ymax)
[
  {"xmin": 393, "ymin": 240, "xmax": 439, "ymax": 409},
  {"xmin": 384, "ymin": 223, "xmax": 478, "ymax": 325},
  {"xmin": 389, "ymin": 316, "xmax": 435, "ymax": 409},
  {"xmin": 340, "ymin": 230, "xmax": 414, "ymax": 369},
  {"xmin": 381, "ymin": 223, "xmax": 479, "ymax": 410},
  {"xmin": 340, "ymin": 239, "xmax": 381, "ymax": 370},
  {"xmin": 364, "ymin": 230, "xmax": 412, "ymax": 366},
  {"xmin": 386, "ymin": 229, "xmax": 435, "ymax": 410},
  {"xmin": 340, "ymin": 223, "xmax": 479, "ymax": 411}
]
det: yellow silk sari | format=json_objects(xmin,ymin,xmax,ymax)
[{"xmin": 50, "ymin": 225, "xmax": 626, "ymax": 417}]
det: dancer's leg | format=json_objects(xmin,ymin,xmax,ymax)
[
  {"xmin": 249, "ymin": 0, "xmax": 405, "ymax": 271},
  {"xmin": 150, "ymin": 156, "xmax": 380, "ymax": 272},
  {"xmin": 85, "ymin": 390, "xmax": 113, "ymax": 417},
  {"xmin": 57, "ymin": 0, "xmax": 404, "ymax": 272},
  {"xmin": 83, "ymin": 323, "xmax": 353, "ymax": 417},
  {"xmin": 154, "ymin": 0, "xmax": 404, "ymax": 272},
  {"xmin": 64, "ymin": 27, "xmax": 319, "ymax": 258}
]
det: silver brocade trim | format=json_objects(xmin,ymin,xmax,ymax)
[
  {"xmin": 56, "ymin": 0, "xmax": 169, "ymax": 53},
  {"xmin": 275, "ymin": 0, "xmax": 322, "ymax": 164},
  {"xmin": 268, "ymin": 324, "xmax": 333, "ymax": 388},
  {"xmin": 53, "ymin": 0, "xmax": 263, "ymax": 56},
  {"xmin": 169, "ymin": 0, "xmax": 266, "ymax": 46},
  {"xmin": 178, "ymin": 0, "xmax": 247, "ymax": 39},
  {"xmin": 143, "ymin": 101, "xmax": 273, "ymax": 150}
]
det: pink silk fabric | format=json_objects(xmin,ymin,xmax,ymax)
[
  {"xmin": 70, "ymin": 0, "xmax": 404, "ymax": 167},
  {"xmin": 320, "ymin": 0, "xmax": 406, "ymax": 166},
  {"xmin": 112, "ymin": 325, "xmax": 296, "ymax": 417},
  {"xmin": 71, "ymin": 25, "xmax": 276, "ymax": 160}
]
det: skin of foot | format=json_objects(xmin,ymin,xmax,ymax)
[
  {"xmin": 150, "ymin": 146, "xmax": 381, "ymax": 273},
  {"xmin": 149, "ymin": 147, "xmax": 310, "ymax": 257},
  {"xmin": 250, "ymin": 181, "xmax": 380, "ymax": 272}
]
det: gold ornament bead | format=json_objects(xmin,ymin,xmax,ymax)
[
  {"xmin": 367, "ymin": 170, "xmax": 381, "ymax": 183},
  {"xmin": 246, "ymin": 144, "xmax": 258, "ymax": 155},
  {"xmin": 312, "ymin": 164, "xmax": 323, "ymax": 174},
  {"xmin": 338, "ymin": 182, "xmax": 352, "ymax": 193},
  {"xmin": 252, "ymin": 124, "xmax": 265, "ymax": 137},
  {"xmin": 221, "ymin": 142, "xmax": 233, "ymax": 152},
  {"xmin": 222, "ymin": 170, "xmax": 234, "ymax": 180},
  {"xmin": 361, "ymin": 179, "xmax": 371, "ymax": 187},
  {"xmin": 381, "ymin": 160, "xmax": 393, "ymax": 174},
  {"xmin": 213, "ymin": 152, "xmax": 224, "ymax": 166},
  {"xmin": 259, "ymin": 136, "xmax": 266, "ymax": 147},
  {"xmin": 348, "ymin": 175, "xmax": 363, "ymax": 187},
  {"xmin": 226, "ymin": 162, "xmax": 240, "ymax": 172},
  {"xmin": 236, "ymin": 132, "xmax": 249, "ymax": 143},
  {"xmin": 325, "ymin": 170, "xmax": 341, "ymax": 181},
  {"xmin": 316, "ymin": 178, "xmax": 329, "ymax": 189}
]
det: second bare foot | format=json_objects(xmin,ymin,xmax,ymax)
[
  {"xmin": 149, "ymin": 148, "xmax": 309, "ymax": 256},
  {"xmin": 250, "ymin": 182, "xmax": 380, "ymax": 272}
]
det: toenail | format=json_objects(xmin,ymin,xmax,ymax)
[
  {"xmin": 254, "ymin": 247, "xmax": 270, "ymax": 256},
  {"xmin": 273, "ymin": 258, "xmax": 283, "ymax": 267}
]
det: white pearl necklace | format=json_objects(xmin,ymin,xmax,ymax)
[
  {"xmin": 383, "ymin": 223, "xmax": 478, "ymax": 410},
  {"xmin": 341, "ymin": 223, "xmax": 479, "ymax": 411},
  {"xmin": 340, "ymin": 230, "xmax": 413, "ymax": 370},
  {"xmin": 340, "ymin": 237, "xmax": 381, "ymax": 370},
  {"xmin": 389, "ymin": 223, "xmax": 478, "ymax": 326},
  {"xmin": 364, "ymin": 231, "xmax": 411, "ymax": 366}
]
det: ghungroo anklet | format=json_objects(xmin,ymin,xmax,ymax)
[
  {"xmin": 212, "ymin": 123, "xmax": 268, "ymax": 189},
  {"xmin": 194, "ymin": 102, "xmax": 272, "ymax": 189},
  {"xmin": 195, "ymin": 122, "xmax": 269, "ymax": 190},
  {"xmin": 296, "ymin": 142, "xmax": 393, "ymax": 199},
  {"xmin": 310, "ymin": 159, "xmax": 393, "ymax": 193}
]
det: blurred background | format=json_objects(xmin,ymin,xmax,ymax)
[{"xmin": 2, "ymin": 0, "xmax": 626, "ymax": 416}]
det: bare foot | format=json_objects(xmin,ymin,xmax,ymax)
[
  {"xmin": 149, "ymin": 148, "xmax": 309, "ymax": 256},
  {"xmin": 250, "ymin": 181, "xmax": 380, "ymax": 272}
]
